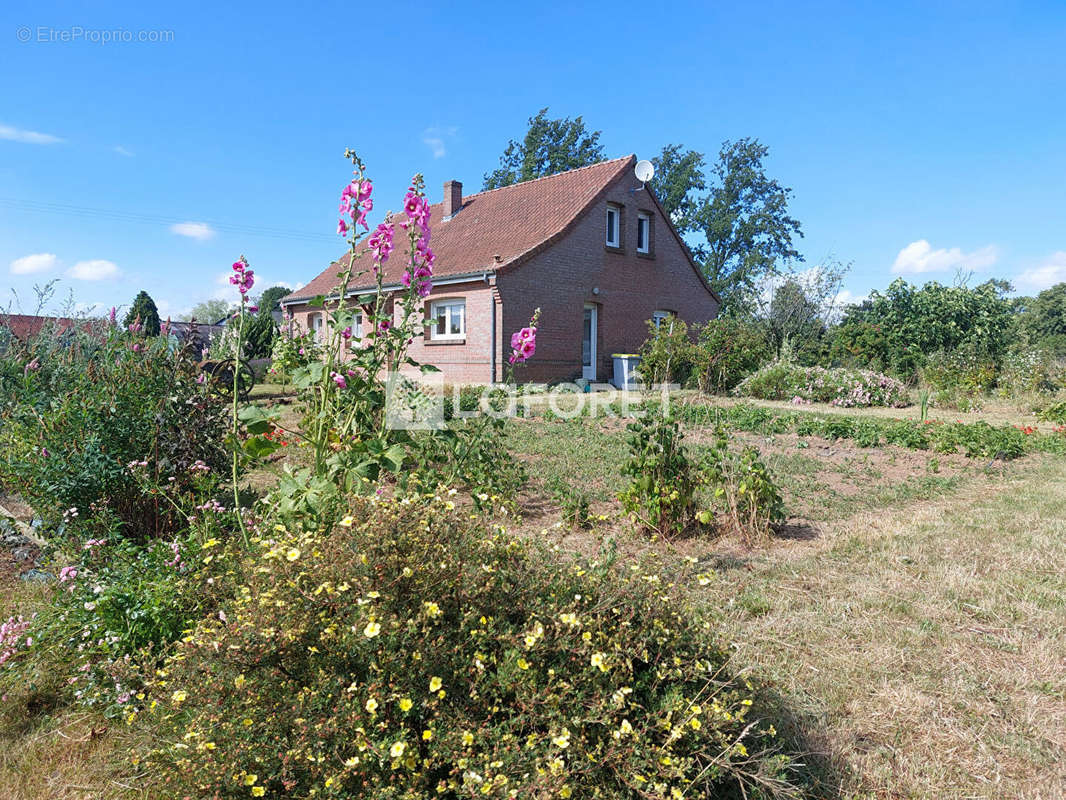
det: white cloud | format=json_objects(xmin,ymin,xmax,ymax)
[
  {"xmin": 10, "ymin": 252, "xmax": 58, "ymax": 275},
  {"xmin": 67, "ymin": 259, "xmax": 120, "ymax": 281},
  {"xmin": 0, "ymin": 123, "xmax": 64, "ymax": 145},
  {"xmin": 892, "ymin": 239, "xmax": 998, "ymax": 275},
  {"xmin": 170, "ymin": 221, "xmax": 216, "ymax": 241},
  {"xmin": 422, "ymin": 126, "xmax": 458, "ymax": 159},
  {"xmin": 113, "ymin": 145, "xmax": 134, "ymax": 157},
  {"xmin": 1015, "ymin": 251, "xmax": 1066, "ymax": 292},
  {"xmin": 833, "ymin": 289, "xmax": 868, "ymax": 308}
]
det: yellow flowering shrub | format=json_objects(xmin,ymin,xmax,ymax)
[{"xmin": 141, "ymin": 495, "xmax": 794, "ymax": 798}]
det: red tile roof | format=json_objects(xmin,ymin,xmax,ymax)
[
  {"xmin": 284, "ymin": 155, "xmax": 638, "ymax": 303},
  {"xmin": 0, "ymin": 314, "xmax": 98, "ymax": 341}
]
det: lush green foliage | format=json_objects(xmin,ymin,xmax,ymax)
[
  {"xmin": 701, "ymin": 427, "xmax": 785, "ymax": 544},
  {"xmin": 124, "ymin": 290, "xmax": 162, "ymax": 337},
  {"xmin": 143, "ymin": 495, "xmax": 793, "ymax": 799},
  {"xmin": 692, "ymin": 317, "xmax": 772, "ymax": 392},
  {"xmin": 734, "ymin": 362, "xmax": 910, "ymax": 408},
  {"xmin": 637, "ymin": 316, "xmax": 694, "ymax": 387},
  {"xmin": 0, "ymin": 325, "xmax": 229, "ymax": 540},
  {"xmin": 483, "ymin": 107, "xmax": 605, "ymax": 190},
  {"xmin": 256, "ymin": 285, "xmax": 291, "ymax": 317},
  {"xmin": 691, "ymin": 139, "xmax": 804, "ymax": 315},
  {"xmin": 1036, "ymin": 400, "xmax": 1066, "ymax": 424},
  {"xmin": 212, "ymin": 307, "xmax": 277, "ymax": 359},
  {"xmin": 831, "ymin": 278, "xmax": 1013, "ymax": 378},
  {"xmin": 619, "ymin": 414, "xmax": 702, "ymax": 536},
  {"xmin": 1013, "ymin": 283, "xmax": 1066, "ymax": 356},
  {"xmin": 186, "ymin": 298, "xmax": 234, "ymax": 324}
]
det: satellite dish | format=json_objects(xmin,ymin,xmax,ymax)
[{"xmin": 634, "ymin": 159, "xmax": 655, "ymax": 184}]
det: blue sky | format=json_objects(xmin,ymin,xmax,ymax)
[{"xmin": 3, "ymin": 0, "xmax": 1066, "ymax": 318}]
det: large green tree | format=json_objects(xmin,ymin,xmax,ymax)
[
  {"xmin": 483, "ymin": 108, "xmax": 605, "ymax": 190},
  {"xmin": 650, "ymin": 144, "xmax": 706, "ymax": 235},
  {"xmin": 1014, "ymin": 282, "xmax": 1066, "ymax": 354},
  {"xmin": 185, "ymin": 299, "xmax": 233, "ymax": 324},
  {"xmin": 695, "ymin": 139, "xmax": 804, "ymax": 314},
  {"xmin": 123, "ymin": 290, "xmax": 161, "ymax": 336},
  {"xmin": 255, "ymin": 286, "xmax": 291, "ymax": 318}
]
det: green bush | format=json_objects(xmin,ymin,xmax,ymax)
[
  {"xmin": 0, "ymin": 324, "xmax": 229, "ymax": 541},
  {"xmin": 142, "ymin": 495, "xmax": 794, "ymax": 799},
  {"xmin": 1036, "ymin": 400, "xmax": 1066, "ymax": 424},
  {"xmin": 637, "ymin": 316, "xmax": 695, "ymax": 386},
  {"xmin": 691, "ymin": 318, "xmax": 771, "ymax": 393}
]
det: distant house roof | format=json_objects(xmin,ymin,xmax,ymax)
[
  {"xmin": 168, "ymin": 320, "xmax": 225, "ymax": 341},
  {"xmin": 283, "ymin": 156, "xmax": 642, "ymax": 304},
  {"xmin": 0, "ymin": 314, "xmax": 101, "ymax": 341}
]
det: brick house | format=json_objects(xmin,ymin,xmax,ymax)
[{"xmin": 280, "ymin": 155, "xmax": 720, "ymax": 384}]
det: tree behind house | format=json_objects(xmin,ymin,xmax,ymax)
[
  {"xmin": 483, "ymin": 108, "xmax": 605, "ymax": 190},
  {"xmin": 123, "ymin": 290, "xmax": 161, "ymax": 336}
]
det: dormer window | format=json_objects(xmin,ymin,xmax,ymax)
[
  {"xmin": 636, "ymin": 212, "xmax": 651, "ymax": 254},
  {"xmin": 605, "ymin": 204, "xmax": 621, "ymax": 248}
]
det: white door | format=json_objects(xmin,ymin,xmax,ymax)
[{"xmin": 582, "ymin": 304, "xmax": 597, "ymax": 381}]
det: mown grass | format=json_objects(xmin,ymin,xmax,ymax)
[{"xmin": 692, "ymin": 455, "xmax": 1066, "ymax": 798}]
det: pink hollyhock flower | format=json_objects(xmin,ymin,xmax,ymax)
[
  {"xmin": 337, "ymin": 219, "xmax": 349, "ymax": 236},
  {"xmin": 331, "ymin": 371, "xmax": 347, "ymax": 389},
  {"xmin": 378, "ymin": 319, "xmax": 390, "ymax": 332},
  {"xmin": 341, "ymin": 326, "xmax": 352, "ymax": 340}
]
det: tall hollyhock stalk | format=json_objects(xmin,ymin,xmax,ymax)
[
  {"xmin": 293, "ymin": 150, "xmax": 436, "ymax": 485},
  {"xmin": 229, "ymin": 255, "xmax": 254, "ymax": 543}
]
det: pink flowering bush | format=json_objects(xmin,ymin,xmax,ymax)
[
  {"xmin": 734, "ymin": 362, "xmax": 910, "ymax": 408},
  {"xmin": 141, "ymin": 494, "xmax": 795, "ymax": 799}
]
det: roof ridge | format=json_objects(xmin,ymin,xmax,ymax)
[{"xmin": 455, "ymin": 154, "xmax": 634, "ymax": 203}]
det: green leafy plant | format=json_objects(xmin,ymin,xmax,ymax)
[
  {"xmin": 619, "ymin": 414, "xmax": 701, "ymax": 536},
  {"xmin": 701, "ymin": 426, "xmax": 785, "ymax": 545}
]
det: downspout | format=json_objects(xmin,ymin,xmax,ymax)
[{"xmin": 485, "ymin": 271, "xmax": 496, "ymax": 385}]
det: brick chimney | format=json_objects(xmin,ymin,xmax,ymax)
[{"xmin": 443, "ymin": 180, "xmax": 463, "ymax": 219}]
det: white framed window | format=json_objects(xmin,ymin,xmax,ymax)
[
  {"xmin": 605, "ymin": 204, "xmax": 621, "ymax": 248},
  {"xmin": 636, "ymin": 212, "xmax": 651, "ymax": 253},
  {"xmin": 310, "ymin": 312, "xmax": 325, "ymax": 342},
  {"xmin": 652, "ymin": 310, "xmax": 674, "ymax": 330},
  {"xmin": 430, "ymin": 299, "xmax": 465, "ymax": 340}
]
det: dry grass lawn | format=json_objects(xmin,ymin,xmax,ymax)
[{"xmin": 695, "ymin": 455, "xmax": 1066, "ymax": 798}]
